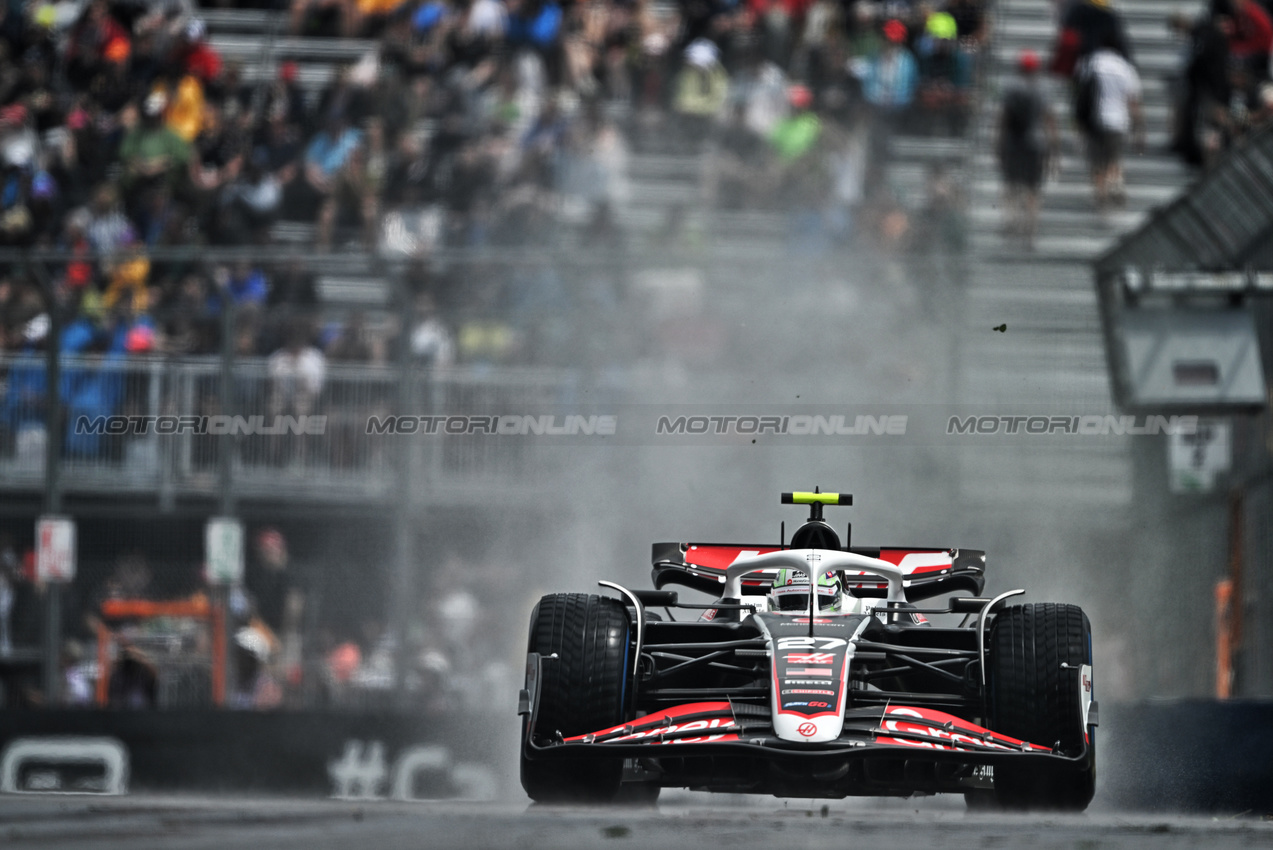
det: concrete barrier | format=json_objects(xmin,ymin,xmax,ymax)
[
  {"xmin": 1102, "ymin": 700, "xmax": 1273, "ymax": 814},
  {"xmin": 0, "ymin": 709, "xmax": 503, "ymax": 799}
]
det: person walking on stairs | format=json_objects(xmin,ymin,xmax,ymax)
[{"xmin": 997, "ymin": 50, "xmax": 1058, "ymax": 249}]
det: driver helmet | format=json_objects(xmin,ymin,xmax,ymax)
[{"xmin": 770, "ymin": 569, "xmax": 841, "ymax": 613}]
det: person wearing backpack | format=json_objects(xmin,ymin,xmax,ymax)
[
  {"xmin": 1076, "ymin": 33, "xmax": 1143, "ymax": 212},
  {"xmin": 997, "ymin": 50, "xmax": 1057, "ymax": 248}
]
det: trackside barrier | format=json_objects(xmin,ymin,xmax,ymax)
[
  {"xmin": 389, "ymin": 745, "xmax": 449, "ymax": 801},
  {"xmin": 1102, "ymin": 700, "xmax": 1273, "ymax": 814},
  {"xmin": 0, "ymin": 710, "xmax": 507, "ymax": 798},
  {"xmin": 328, "ymin": 740, "xmax": 497, "ymax": 801}
]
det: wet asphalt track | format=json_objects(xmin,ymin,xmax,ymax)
[{"xmin": 1, "ymin": 793, "xmax": 1270, "ymax": 849}]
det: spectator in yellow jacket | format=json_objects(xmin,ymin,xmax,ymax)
[
  {"xmin": 102, "ymin": 240, "xmax": 150, "ymax": 312},
  {"xmin": 674, "ymin": 39, "xmax": 730, "ymax": 145},
  {"xmin": 165, "ymin": 74, "xmax": 207, "ymax": 143}
]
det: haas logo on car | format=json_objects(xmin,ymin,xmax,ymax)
[
  {"xmin": 797, "ymin": 722, "xmax": 817, "ymax": 737},
  {"xmin": 1082, "ymin": 671, "xmax": 1092, "ymax": 693}
]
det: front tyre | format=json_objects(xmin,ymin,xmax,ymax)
[
  {"xmin": 521, "ymin": 593, "xmax": 632, "ymax": 803},
  {"xmin": 985, "ymin": 603, "xmax": 1095, "ymax": 811}
]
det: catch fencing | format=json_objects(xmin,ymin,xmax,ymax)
[{"xmin": 0, "ymin": 354, "xmax": 581, "ymax": 504}]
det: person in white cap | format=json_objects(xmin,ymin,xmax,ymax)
[{"xmin": 674, "ymin": 38, "xmax": 730, "ymax": 146}]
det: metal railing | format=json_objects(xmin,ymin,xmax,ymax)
[{"xmin": 0, "ymin": 354, "xmax": 580, "ymax": 503}]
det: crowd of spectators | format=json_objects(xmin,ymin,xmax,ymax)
[
  {"xmin": 1020, "ymin": 0, "xmax": 1145, "ymax": 220},
  {"xmin": 1004, "ymin": 0, "xmax": 1271, "ymax": 233},
  {"xmin": 1166, "ymin": 0, "xmax": 1273, "ymax": 167},
  {"xmin": 0, "ymin": 0, "xmax": 999, "ymax": 712},
  {"xmin": 0, "ymin": 0, "xmax": 987, "ymax": 369}
]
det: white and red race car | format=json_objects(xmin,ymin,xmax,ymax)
[{"xmin": 518, "ymin": 491, "xmax": 1096, "ymax": 809}]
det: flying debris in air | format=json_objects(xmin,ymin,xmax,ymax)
[{"xmin": 993, "ymin": 324, "xmax": 1007, "ymax": 333}]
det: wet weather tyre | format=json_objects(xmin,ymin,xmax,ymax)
[
  {"xmin": 985, "ymin": 603, "xmax": 1095, "ymax": 811},
  {"xmin": 521, "ymin": 593, "xmax": 632, "ymax": 803}
]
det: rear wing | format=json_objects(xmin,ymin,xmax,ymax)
[{"xmin": 651, "ymin": 543, "xmax": 985, "ymax": 602}]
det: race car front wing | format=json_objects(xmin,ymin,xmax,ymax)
[{"xmin": 519, "ymin": 653, "xmax": 1092, "ymax": 796}]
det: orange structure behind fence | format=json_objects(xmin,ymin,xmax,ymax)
[{"xmin": 95, "ymin": 597, "xmax": 225, "ymax": 708}]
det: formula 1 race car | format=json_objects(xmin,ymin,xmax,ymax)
[{"xmin": 518, "ymin": 491, "xmax": 1097, "ymax": 810}]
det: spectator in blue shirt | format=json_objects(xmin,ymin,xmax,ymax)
[
  {"xmin": 207, "ymin": 262, "xmax": 270, "ymax": 316},
  {"xmin": 863, "ymin": 20, "xmax": 919, "ymax": 111},
  {"xmin": 226, "ymin": 262, "xmax": 270, "ymax": 310},
  {"xmin": 916, "ymin": 13, "xmax": 974, "ymax": 136},
  {"xmin": 306, "ymin": 114, "xmax": 363, "ymax": 181},
  {"xmin": 862, "ymin": 19, "xmax": 918, "ymax": 179},
  {"xmin": 299, "ymin": 112, "xmax": 365, "ymax": 250},
  {"xmin": 507, "ymin": 0, "xmax": 562, "ymax": 49}
]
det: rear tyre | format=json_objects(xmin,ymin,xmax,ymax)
[
  {"xmin": 985, "ymin": 603, "xmax": 1095, "ymax": 811},
  {"xmin": 521, "ymin": 593, "xmax": 632, "ymax": 803}
]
